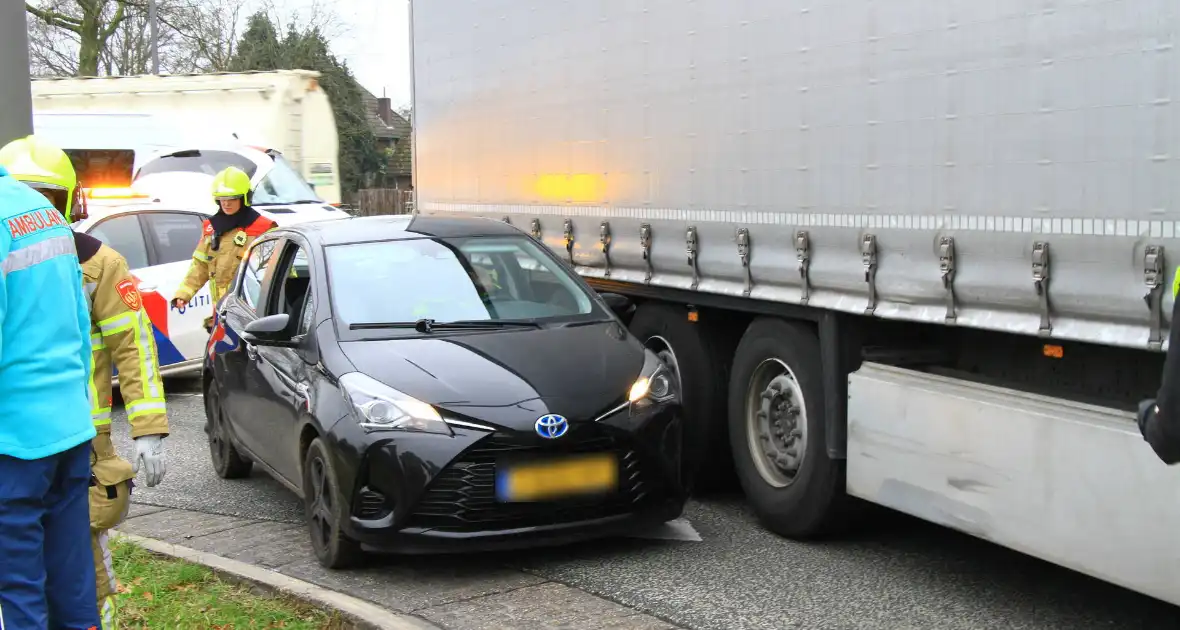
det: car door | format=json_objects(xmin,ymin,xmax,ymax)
[
  {"xmin": 248, "ymin": 239, "xmax": 317, "ymax": 483},
  {"xmin": 138, "ymin": 211, "xmax": 212, "ymax": 364},
  {"xmin": 85, "ymin": 210, "xmax": 213, "ymax": 370},
  {"xmin": 216, "ymin": 235, "xmax": 282, "ymax": 460},
  {"xmin": 84, "ymin": 214, "xmax": 157, "ymax": 381}
]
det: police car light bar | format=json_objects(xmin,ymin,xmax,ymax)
[{"xmin": 84, "ymin": 187, "xmax": 151, "ymax": 200}]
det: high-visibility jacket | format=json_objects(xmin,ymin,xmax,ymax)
[
  {"xmin": 174, "ymin": 212, "xmax": 276, "ymax": 308},
  {"xmin": 76, "ymin": 232, "xmax": 168, "ymax": 613},
  {"xmin": 0, "ymin": 166, "xmax": 94, "ymax": 460},
  {"xmin": 75, "ymin": 232, "xmax": 169, "ymax": 438}
]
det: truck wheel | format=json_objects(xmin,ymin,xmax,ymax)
[
  {"xmin": 728, "ymin": 317, "xmax": 847, "ymax": 538},
  {"xmin": 629, "ymin": 303, "xmax": 734, "ymax": 492}
]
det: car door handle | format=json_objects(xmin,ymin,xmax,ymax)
[{"xmin": 137, "ymin": 282, "xmax": 157, "ymax": 293}]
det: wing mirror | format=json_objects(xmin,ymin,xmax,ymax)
[
  {"xmin": 242, "ymin": 313, "xmax": 294, "ymax": 346},
  {"xmin": 599, "ymin": 292, "xmax": 635, "ymax": 324}
]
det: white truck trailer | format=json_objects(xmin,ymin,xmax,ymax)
[
  {"xmin": 410, "ymin": 0, "xmax": 1180, "ymax": 606},
  {"xmin": 30, "ymin": 71, "xmax": 343, "ymax": 204}
]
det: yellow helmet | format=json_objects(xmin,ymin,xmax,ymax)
[
  {"xmin": 0, "ymin": 135, "xmax": 87, "ymax": 222},
  {"xmin": 211, "ymin": 166, "xmax": 252, "ymax": 202}
]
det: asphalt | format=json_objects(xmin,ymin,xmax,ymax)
[{"xmin": 114, "ymin": 378, "xmax": 1180, "ymax": 630}]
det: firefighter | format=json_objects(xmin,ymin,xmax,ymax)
[
  {"xmin": 1138, "ymin": 269, "xmax": 1180, "ymax": 464},
  {"xmin": 0, "ymin": 136, "xmax": 102, "ymax": 629},
  {"xmin": 171, "ymin": 166, "xmax": 276, "ymax": 330},
  {"xmin": 2, "ymin": 135, "xmax": 171, "ymax": 629}
]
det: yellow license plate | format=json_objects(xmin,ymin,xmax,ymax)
[{"xmin": 496, "ymin": 453, "xmax": 618, "ymax": 502}]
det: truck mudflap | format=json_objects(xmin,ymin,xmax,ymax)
[{"xmin": 847, "ymin": 362, "xmax": 1180, "ymax": 606}]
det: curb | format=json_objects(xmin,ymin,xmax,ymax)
[{"xmin": 112, "ymin": 531, "xmax": 442, "ymax": 630}]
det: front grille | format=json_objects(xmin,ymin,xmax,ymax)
[
  {"xmin": 406, "ymin": 426, "xmax": 662, "ymax": 531},
  {"xmin": 355, "ymin": 487, "xmax": 391, "ymax": 520}
]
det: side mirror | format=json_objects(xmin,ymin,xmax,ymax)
[
  {"xmin": 599, "ymin": 292, "xmax": 635, "ymax": 323},
  {"xmin": 243, "ymin": 313, "xmax": 292, "ymax": 346}
]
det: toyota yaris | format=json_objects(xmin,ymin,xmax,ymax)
[{"xmin": 202, "ymin": 214, "xmax": 689, "ymax": 568}]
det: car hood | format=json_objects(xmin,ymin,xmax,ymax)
[
  {"xmin": 337, "ymin": 321, "xmax": 644, "ymax": 429},
  {"xmin": 257, "ymin": 205, "xmax": 347, "ymax": 225}
]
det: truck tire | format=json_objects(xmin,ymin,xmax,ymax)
[
  {"xmin": 728, "ymin": 317, "xmax": 847, "ymax": 538},
  {"xmin": 629, "ymin": 303, "xmax": 735, "ymax": 492}
]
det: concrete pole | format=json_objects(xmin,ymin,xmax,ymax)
[
  {"xmin": 0, "ymin": 1, "xmax": 34, "ymax": 145},
  {"xmin": 148, "ymin": 0, "xmax": 160, "ymax": 74}
]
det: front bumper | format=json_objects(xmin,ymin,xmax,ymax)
[{"xmin": 337, "ymin": 401, "xmax": 687, "ymax": 554}]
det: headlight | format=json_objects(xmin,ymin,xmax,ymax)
[
  {"xmin": 339, "ymin": 372, "xmax": 453, "ymax": 435},
  {"xmin": 628, "ymin": 350, "xmax": 677, "ymax": 404}
]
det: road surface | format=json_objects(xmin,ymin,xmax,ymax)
[{"xmin": 112, "ymin": 380, "xmax": 1178, "ymax": 630}]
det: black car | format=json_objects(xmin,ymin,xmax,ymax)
[{"xmin": 201, "ymin": 214, "xmax": 688, "ymax": 568}]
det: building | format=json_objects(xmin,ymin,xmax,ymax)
[{"xmin": 360, "ymin": 88, "xmax": 413, "ymax": 190}]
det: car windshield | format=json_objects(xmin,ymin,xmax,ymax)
[
  {"xmin": 251, "ymin": 154, "xmax": 322, "ymax": 205},
  {"xmin": 325, "ymin": 235, "xmax": 604, "ymax": 330},
  {"xmin": 134, "ymin": 150, "xmax": 321, "ymax": 205},
  {"xmin": 136, "ymin": 149, "xmax": 258, "ymax": 179}
]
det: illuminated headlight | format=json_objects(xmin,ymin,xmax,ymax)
[
  {"xmin": 628, "ymin": 350, "xmax": 677, "ymax": 405},
  {"xmin": 339, "ymin": 372, "xmax": 453, "ymax": 435}
]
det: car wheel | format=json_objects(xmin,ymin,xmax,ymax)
[
  {"xmin": 204, "ymin": 381, "xmax": 252, "ymax": 479},
  {"xmin": 302, "ymin": 438, "xmax": 363, "ymax": 570},
  {"xmin": 727, "ymin": 317, "xmax": 850, "ymax": 538}
]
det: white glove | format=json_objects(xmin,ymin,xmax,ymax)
[{"xmin": 133, "ymin": 434, "xmax": 167, "ymax": 488}]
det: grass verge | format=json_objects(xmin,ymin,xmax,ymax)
[{"xmin": 111, "ymin": 537, "xmax": 346, "ymax": 629}]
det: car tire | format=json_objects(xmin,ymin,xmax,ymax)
[
  {"xmin": 628, "ymin": 302, "xmax": 735, "ymax": 492},
  {"xmin": 727, "ymin": 317, "xmax": 849, "ymax": 539},
  {"xmin": 302, "ymin": 438, "xmax": 363, "ymax": 570},
  {"xmin": 204, "ymin": 381, "xmax": 253, "ymax": 479}
]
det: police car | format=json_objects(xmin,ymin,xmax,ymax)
[
  {"xmin": 131, "ymin": 144, "xmax": 346, "ymax": 215},
  {"xmin": 74, "ymin": 189, "xmax": 339, "ymax": 377}
]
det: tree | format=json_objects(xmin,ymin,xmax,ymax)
[
  {"xmin": 26, "ymin": 0, "xmax": 134, "ymax": 76},
  {"xmin": 25, "ymin": 0, "xmax": 341, "ymax": 77},
  {"xmin": 229, "ymin": 12, "xmax": 381, "ymax": 196}
]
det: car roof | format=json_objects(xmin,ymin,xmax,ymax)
[
  {"xmin": 76, "ymin": 201, "xmax": 211, "ymax": 226},
  {"xmin": 281, "ymin": 214, "xmax": 526, "ymax": 246},
  {"xmin": 77, "ymin": 201, "xmax": 338, "ymax": 230}
]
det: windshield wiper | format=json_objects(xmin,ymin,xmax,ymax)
[{"xmin": 349, "ymin": 318, "xmax": 540, "ymax": 333}]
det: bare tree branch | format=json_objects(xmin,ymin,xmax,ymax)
[
  {"xmin": 27, "ymin": 0, "xmax": 348, "ymax": 77},
  {"xmin": 26, "ymin": 2, "xmax": 83, "ymax": 31}
]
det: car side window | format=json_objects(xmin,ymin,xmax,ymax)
[
  {"xmin": 142, "ymin": 212, "xmax": 205, "ymax": 265},
  {"xmin": 239, "ymin": 238, "xmax": 278, "ymax": 311},
  {"xmin": 87, "ymin": 215, "xmax": 150, "ymax": 270},
  {"xmin": 265, "ymin": 243, "xmax": 314, "ymax": 334}
]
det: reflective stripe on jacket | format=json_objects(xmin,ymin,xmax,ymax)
[
  {"xmin": 0, "ymin": 167, "xmax": 94, "ymax": 460},
  {"xmin": 174, "ymin": 215, "xmax": 276, "ymax": 306},
  {"xmin": 79, "ymin": 237, "xmax": 169, "ymax": 439}
]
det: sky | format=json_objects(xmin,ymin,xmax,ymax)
[{"xmin": 275, "ymin": 0, "xmax": 413, "ymax": 108}]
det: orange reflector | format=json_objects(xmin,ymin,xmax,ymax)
[
  {"xmin": 687, "ymin": 310, "xmax": 699, "ymax": 323},
  {"xmin": 1043, "ymin": 344, "xmax": 1064, "ymax": 359}
]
